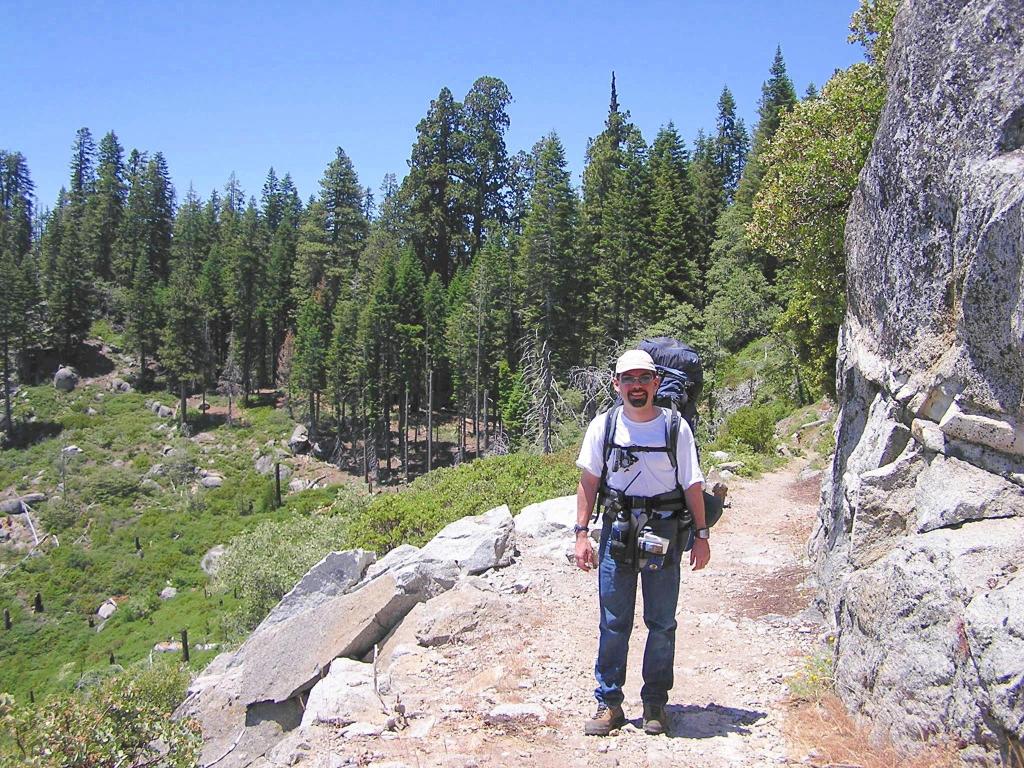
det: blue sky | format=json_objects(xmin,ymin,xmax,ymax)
[{"xmin": 4, "ymin": 1, "xmax": 864, "ymax": 212}]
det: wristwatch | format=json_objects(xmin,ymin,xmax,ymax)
[
  {"xmin": 573, "ymin": 524, "xmax": 590, "ymax": 535},
  {"xmin": 694, "ymin": 527, "xmax": 710, "ymax": 540}
]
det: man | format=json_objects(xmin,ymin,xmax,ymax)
[{"xmin": 574, "ymin": 348, "xmax": 711, "ymax": 736}]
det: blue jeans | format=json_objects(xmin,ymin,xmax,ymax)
[{"xmin": 594, "ymin": 518, "xmax": 682, "ymax": 707}]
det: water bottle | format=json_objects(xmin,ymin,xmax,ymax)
[{"xmin": 609, "ymin": 499, "xmax": 631, "ymax": 562}]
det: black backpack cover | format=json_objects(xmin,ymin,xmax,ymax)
[{"xmin": 616, "ymin": 337, "xmax": 703, "ymax": 435}]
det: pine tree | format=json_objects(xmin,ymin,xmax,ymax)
[
  {"xmin": 291, "ymin": 200, "xmax": 333, "ymax": 307},
  {"xmin": 68, "ymin": 128, "xmax": 96, "ymax": 206},
  {"xmin": 160, "ymin": 258, "xmax": 205, "ymax": 425},
  {"xmin": 291, "ymin": 291, "xmax": 330, "ymax": 437},
  {"xmin": 403, "ymin": 87, "xmax": 467, "ymax": 283},
  {"xmin": 263, "ymin": 200, "xmax": 298, "ymax": 385},
  {"xmin": 688, "ymin": 130, "xmax": 726, "ymax": 305},
  {"xmin": 86, "ymin": 131, "xmax": 126, "ymax": 284},
  {"xmin": 581, "ymin": 74, "xmax": 660, "ymax": 353},
  {"xmin": 360, "ymin": 250, "xmax": 400, "ymax": 479},
  {"xmin": 144, "ymin": 153, "xmax": 175, "ymax": 281},
  {"xmin": 318, "ymin": 147, "xmax": 368, "ymax": 297},
  {"xmin": 649, "ymin": 124, "xmax": 700, "ymax": 309},
  {"xmin": 750, "ymin": 15, "xmax": 893, "ymax": 394},
  {"xmin": 41, "ymin": 192, "xmax": 93, "ymax": 360},
  {"xmin": 713, "ymin": 87, "xmax": 750, "ymax": 205},
  {"xmin": 519, "ymin": 132, "xmax": 579, "ymax": 369},
  {"xmin": 223, "ymin": 201, "xmax": 267, "ymax": 399},
  {"xmin": 0, "ymin": 151, "xmax": 36, "ymax": 439},
  {"xmin": 462, "ymin": 76, "xmax": 512, "ymax": 257}
]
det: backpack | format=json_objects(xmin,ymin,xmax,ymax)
[
  {"xmin": 639, "ymin": 336, "xmax": 703, "ymax": 436},
  {"xmin": 612, "ymin": 337, "xmax": 703, "ymax": 437}
]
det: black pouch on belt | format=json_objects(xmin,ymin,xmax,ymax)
[{"xmin": 637, "ymin": 516, "xmax": 678, "ymax": 572}]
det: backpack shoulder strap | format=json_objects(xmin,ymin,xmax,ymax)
[
  {"xmin": 600, "ymin": 406, "xmax": 620, "ymax": 483},
  {"xmin": 667, "ymin": 403, "xmax": 681, "ymax": 487}
]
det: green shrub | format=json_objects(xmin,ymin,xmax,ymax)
[
  {"xmin": 786, "ymin": 645, "xmax": 835, "ymax": 702},
  {"xmin": 345, "ymin": 449, "xmax": 578, "ymax": 554},
  {"xmin": 0, "ymin": 657, "xmax": 199, "ymax": 767},
  {"xmin": 122, "ymin": 592, "xmax": 159, "ymax": 622},
  {"xmin": 216, "ymin": 513, "xmax": 353, "ymax": 632},
  {"xmin": 716, "ymin": 402, "xmax": 790, "ymax": 453}
]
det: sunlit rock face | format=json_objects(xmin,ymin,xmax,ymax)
[{"xmin": 812, "ymin": 0, "xmax": 1024, "ymax": 762}]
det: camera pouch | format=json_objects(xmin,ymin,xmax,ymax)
[{"xmin": 637, "ymin": 515, "xmax": 678, "ymax": 572}]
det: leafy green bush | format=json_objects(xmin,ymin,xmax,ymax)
[
  {"xmin": 716, "ymin": 402, "xmax": 789, "ymax": 453},
  {"xmin": 0, "ymin": 658, "xmax": 199, "ymax": 767},
  {"xmin": 123, "ymin": 592, "xmax": 159, "ymax": 622},
  {"xmin": 345, "ymin": 449, "xmax": 578, "ymax": 554},
  {"xmin": 216, "ymin": 513, "xmax": 354, "ymax": 632}
]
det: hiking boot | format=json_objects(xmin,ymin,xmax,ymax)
[
  {"xmin": 584, "ymin": 703, "xmax": 626, "ymax": 736},
  {"xmin": 642, "ymin": 702, "xmax": 668, "ymax": 735}
]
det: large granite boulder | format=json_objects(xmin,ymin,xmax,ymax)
[
  {"xmin": 53, "ymin": 366, "xmax": 78, "ymax": 392},
  {"xmin": 177, "ymin": 504, "xmax": 516, "ymax": 768},
  {"xmin": 812, "ymin": 0, "xmax": 1024, "ymax": 762}
]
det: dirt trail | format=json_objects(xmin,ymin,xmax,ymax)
[{"xmin": 290, "ymin": 460, "xmax": 826, "ymax": 768}]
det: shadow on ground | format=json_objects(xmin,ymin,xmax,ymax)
[{"xmin": 664, "ymin": 702, "xmax": 766, "ymax": 739}]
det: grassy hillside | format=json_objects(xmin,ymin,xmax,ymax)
[
  {"xmin": 0, "ymin": 379, "xmax": 349, "ymax": 701},
  {"xmin": 0, "ymin": 373, "xmax": 580, "ymax": 704}
]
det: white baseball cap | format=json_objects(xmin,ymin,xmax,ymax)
[{"xmin": 614, "ymin": 349, "xmax": 657, "ymax": 375}]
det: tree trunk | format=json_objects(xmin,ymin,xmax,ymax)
[
  {"xmin": 483, "ymin": 388, "xmax": 489, "ymax": 452},
  {"xmin": 541, "ymin": 341, "xmax": 552, "ymax": 454},
  {"xmin": 403, "ymin": 385, "xmax": 410, "ymax": 485},
  {"xmin": 427, "ymin": 368, "xmax": 434, "ymax": 473},
  {"xmin": 308, "ymin": 391, "xmax": 316, "ymax": 440},
  {"xmin": 179, "ymin": 381, "xmax": 187, "ymax": 429},
  {"xmin": 2, "ymin": 334, "xmax": 13, "ymax": 441}
]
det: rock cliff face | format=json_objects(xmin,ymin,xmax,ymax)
[{"xmin": 812, "ymin": 0, "xmax": 1024, "ymax": 762}]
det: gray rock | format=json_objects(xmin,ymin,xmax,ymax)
[
  {"xmin": 487, "ymin": 703, "xmax": 547, "ymax": 722},
  {"xmin": 159, "ymin": 586, "xmax": 177, "ymax": 600},
  {"xmin": 157, "ymin": 405, "xmax": 174, "ymax": 419},
  {"xmin": 0, "ymin": 493, "xmax": 46, "ymax": 515},
  {"xmin": 255, "ymin": 453, "xmax": 291, "ymax": 478},
  {"xmin": 913, "ymin": 455, "xmax": 1024, "ymax": 533},
  {"xmin": 513, "ymin": 495, "xmax": 575, "ymax": 539},
  {"xmin": 200, "ymin": 545, "xmax": 225, "ymax": 576},
  {"xmin": 816, "ymin": 0, "xmax": 1024, "ymax": 759},
  {"xmin": 200, "ymin": 475, "xmax": 224, "ymax": 488},
  {"xmin": 109, "ymin": 378, "xmax": 132, "ymax": 393},
  {"xmin": 300, "ymin": 658, "xmax": 387, "ymax": 727},
  {"xmin": 62, "ymin": 445, "xmax": 82, "ymax": 455},
  {"xmin": 231, "ymin": 559, "xmax": 458, "ymax": 705},
  {"xmin": 257, "ymin": 550, "xmax": 376, "ymax": 631},
  {"xmin": 378, "ymin": 581, "xmax": 507, "ymax": 664},
  {"xmin": 833, "ymin": 518, "xmax": 1024, "ymax": 760},
  {"xmin": 418, "ymin": 505, "xmax": 514, "ymax": 575},
  {"xmin": 53, "ymin": 366, "xmax": 78, "ymax": 391},
  {"xmin": 288, "ymin": 424, "xmax": 310, "ymax": 454},
  {"xmin": 363, "ymin": 544, "xmax": 420, "ymax": 582},
  {"xmin": 97, "ymin": 599, "xmax": 117, "ymax": 619}
]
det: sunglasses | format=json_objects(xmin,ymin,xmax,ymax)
[{"xmin": 618, "ymin": 373, "xmax": 655, "ymax": 385}]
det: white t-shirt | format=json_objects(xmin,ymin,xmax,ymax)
[{"xmin": 576, "ymin": 407, "xmax": 704, "ymax": 497}]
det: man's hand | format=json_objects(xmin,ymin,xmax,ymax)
[
  {"xmin": 689, "ymin": 537, "xmax": 710, "ymax": 571},
  {"xmin": 575, "ymin": 534, "xmax": 597, "ymax": 571}
]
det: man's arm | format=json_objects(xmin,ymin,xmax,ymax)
[
  {"xmin": 684, "ymin": 481, "xmax": 711, "ymax": 571},
  {"xmin": 574, "ymin": 470, "xmax": 600, "ymax": 571}
]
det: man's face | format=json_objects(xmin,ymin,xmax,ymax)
[{"xmin": 614, "ymin": 368, "xmax": 659, "ymax": 409}]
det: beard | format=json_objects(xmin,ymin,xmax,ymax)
[{"xmin": 627, "ymin": 391, "xmax": 649, "ymax": 408}]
